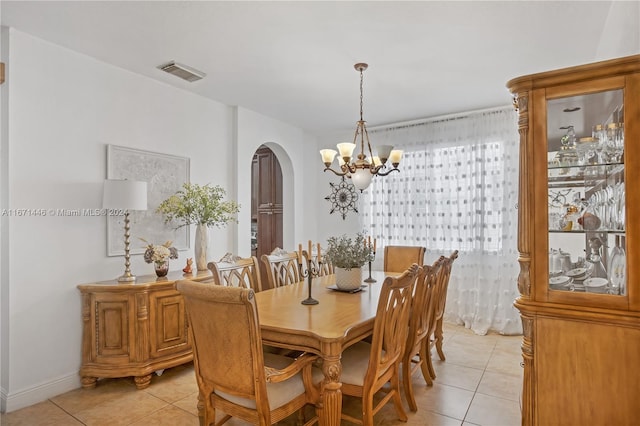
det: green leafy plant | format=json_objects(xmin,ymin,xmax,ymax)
[
  {"xmin": 324, "ymin": 233, "xmax": 373, "ymax": 269},
  {"xmin": 156, "ymin": 183, "xmax": 240, "ymax": 228}
]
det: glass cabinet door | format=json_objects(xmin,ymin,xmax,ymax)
[{"xmin": 547, "ymin": 89, "xmax": 626, "ymax": 295}]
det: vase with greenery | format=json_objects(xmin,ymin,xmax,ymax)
[
  {"xmin": 157, "ymin": 183, "xmax": 240, "ymax": 271},
  {"xmin": 325, "ymin": 233, "xmax": 373, "ymax": 290}
]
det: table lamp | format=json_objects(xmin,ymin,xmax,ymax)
[{"xmin": 103, "ymin": 179, "xmax": 148, "ymax": 282}]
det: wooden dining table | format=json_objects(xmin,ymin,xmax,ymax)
[{"xmin": 255, "ymin": 270, "xmax": 393, "ymax": 426}]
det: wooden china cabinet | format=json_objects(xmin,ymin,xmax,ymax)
[
  {"xmin": 77, "ymin": 270, "xmax": 212, "ymax": 389},
  {"xmin": 507, "ymin": 54, "xmax": 640, "ymax": 425}
]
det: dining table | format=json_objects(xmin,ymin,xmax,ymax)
[{"xmin": 254, "ymin": 270, "xmax": 394, "ymax": 426}]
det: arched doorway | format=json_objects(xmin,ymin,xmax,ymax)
[{"xmin": 251, "ymin": 145, "xmax": 283, "ymax": 260}]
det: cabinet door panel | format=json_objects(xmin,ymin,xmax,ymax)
[
  {"xmin": 94, "ymin": 295, "xmax": 133, "ymax": 361},
  {"xmin": 149, "ymin": 290, "xmax": 190, "ymax": 358}
]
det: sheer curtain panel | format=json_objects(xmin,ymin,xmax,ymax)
[{"xmin": 361, "ymin": 107, "xmax": 521, "ymax": 335}]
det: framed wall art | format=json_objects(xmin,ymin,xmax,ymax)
[{"xmin": 107, "ymin": 145, "xmax": 190, "ymax": 256}]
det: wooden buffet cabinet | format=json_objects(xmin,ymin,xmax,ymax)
[
  {"xmin": 507, "ymin": 55, "xmax": 640, "ymax": 425},
  {"xmin": 77, "ymin": 270, "xmax": 212, "ymax": 389}
]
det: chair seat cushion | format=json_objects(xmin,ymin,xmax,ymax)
[
  {"xmin": 339, "ymin": 341, "xmax": 372, "ymax": 386},
  {"xmin": 215, "ymin": 352, "xmax": 320, "ymax": 410}
]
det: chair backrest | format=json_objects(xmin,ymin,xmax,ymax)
[
  {"xmin": 208, "ymin": 256, "xmax": 263, "ymax": 292},
  {"xmin": 406, "ymin": 259, "xmax": 441, "ymax": 353},
  {"xmin": 366, "ymin": 264, "xmax": 421, "ymax": 386},
  {"xmin": 383, "ymin": 245, "xmax": 426, "ymax": 272},
  {"xmin": 433, "ymin": 250, "xmax": 459, "ymax": 322},
  {"xmin": 302, "ymin": 249, "xmax": 334, "ymax": 277},
  {"xmin": 260, "ymin": 250, "xmax": 302, "ymax": 289},
  {"xmin": 176, "ymin": 281, "xmax": 269, "ymax": 409}
]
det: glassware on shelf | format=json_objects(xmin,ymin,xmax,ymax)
[
  {"xmin": 604, "ymin": 122, "xmax": 624, "ymax": 162},
  {"xmin": 576, "ymin": 137, "xmax": 599, "ymax": 165},
  {"xmin": 586, "ymin": 237, "xmax": 607, "ymax": 280},
  {"xmin": 608, "ymin": 236, "xmax": 626, "ymax": 295},
  {"xmin": 592, "ymin": 124, "xmax": 607, "ymax": 162}
]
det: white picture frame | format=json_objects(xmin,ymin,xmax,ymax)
[{"xmin": 107, "ymin": 145, "xmax": 190, "ymax": 256}]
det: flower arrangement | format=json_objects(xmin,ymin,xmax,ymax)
[
  {"xmin": 141, "ymin": 239, "xmax": 179, "ymax": 266},
  {"xmin": 156, "ymin": 183, "xmax": 240, "ymax": 228},
  {"xmin": 324, "ymin": 233, "xmax": 373, "ymax": 270}
]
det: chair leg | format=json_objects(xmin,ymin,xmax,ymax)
[
  {"xmin": 418, "ymin": 344, "xmax": 434, "ymax": 386},
  {"xmin": 424, "ymin": 339, "xmax": 437, "ymax": 380},
  {"xmin": 390, "ymin": 373, "xmax": 408, "ymax": 422},
  {"xmin": 402, "ymin": 357, "xmax": 418, "ymax": 412},
  {"xmin": 435, "ymin": 318, "xmax": 446, "ymax": 361},
  {"xmin": 362, "ymin": 388, "xmax": 376, "ymax": 426}
]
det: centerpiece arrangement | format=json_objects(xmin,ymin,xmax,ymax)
[
  {"xmin": 156, "ymin": 183, "xmax": 240, "ymax": 271},
  {"xmin": 324, "ymin": 233, "xmax": 373, "ymax": 290},
  {"xmin": 141, "ymin": 239, "xmax": 179, "ymax": 277}
]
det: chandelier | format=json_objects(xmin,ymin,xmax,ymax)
[{"xmin": 320, "ymin": 63, "xmax": 402, "ymax": 191}]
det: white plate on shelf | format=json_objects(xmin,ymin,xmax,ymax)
[
  {"xmin": 549, "ymin": 276, "xmax": 570, "ymax": 286},
  {"xmin": 566, "ymin": 267, "xmax": 588, "ymax": 279},
  {"xmin": 583, "ymin": 277, "xmax": 608, "ymax": 293}
]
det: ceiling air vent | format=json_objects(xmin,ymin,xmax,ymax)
[{"xmin": 158, "ymin": 61, "xmax": 205, "ymax": 82}]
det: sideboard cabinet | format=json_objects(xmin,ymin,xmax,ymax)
[
  {"xmin": 78, "ymin": 270, "xmax": 212, "ymax": 389},
  {"xmin": 507, "ymin": 55, "xmax": 640, "ymax": 425}
]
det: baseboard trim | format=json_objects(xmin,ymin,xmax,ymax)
[{"xmin": 2, "ymin": 372, "xmax": 80, "ymax": 413}]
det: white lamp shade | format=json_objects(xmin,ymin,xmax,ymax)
[
  {"xmin": 351, "ymin": 168, "xmax": 373, "ymax": 191},
  {"xmin": 336, "ymin": 142, "xmax": 356, "ymax": 159},
  {"xmin": 103, "ymin": 180, "xmax": 148, "ymax": 210},
  {"xmin": 376, "ymin": 145, "xmax": 394, "ymax": 161},
  {"xmin": 319, "ymin": 149, "xmax": 337, "ymax": 164},
  {"xmin": 389, "ymin": 149, "xmax": 403, "ymax": 165}
]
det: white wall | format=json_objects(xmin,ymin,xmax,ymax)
[{"xmin": 0, "ymin": 29, "xmax": 311, "ymax": 412}]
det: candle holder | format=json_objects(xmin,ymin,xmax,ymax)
[
  {"xmin": 364, "ymin": 250, "xmax": 377, "ymax": 283},
  {"xmin": 299, "ymin": 257, "xmax": 320, "ymax": 305}
]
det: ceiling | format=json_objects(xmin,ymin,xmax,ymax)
[{"xmin": 2, "ymin": 1, "xmax": 639, "ymax": 135}]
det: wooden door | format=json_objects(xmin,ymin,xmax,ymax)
[{"xmin": 252, "ymin": 146, "xmax": 283, "ymax": 260}]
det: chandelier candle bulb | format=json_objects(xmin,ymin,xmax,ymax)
[
  {"xmin": 308, "ymin": 240, "xmax": 313, "ymax": 260},
  {"xmin": 317, "ymin": 243, "xmax": 322, "ymax": 263},
  {"xmin": 298, "ymin": 243, "xmax": 303, "ymax": 264}
]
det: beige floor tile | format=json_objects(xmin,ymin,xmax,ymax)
[
  {"xmin": 476, "ymin": 370, "xmax": 522, "ymax": 402},
  {"xmin": 2, "ymin": 400, "xmax": 83, "ymax": 426},
  {"xmin": 50, "ymin": 376, "xmax": 137, "ymax": 414},
  {"xmin": 414, "ymin": 383, "xmax": 474, "ymax": 420},
  {"xmin": 172, "ymin": 392, "xmax": 200, "ymax": 417},
  {"xmin": 464, "ymin": 393, "xmax": 521, "ymax": 426},
  {"xmin": 432, "ymin": 339, "xmax": 493, "ymax": 371},
  {"xmin": 485, "ymin": 349, "xmax": 524, "ymax": 376},
  {"xmin": 73, "ymin": 390, "xmax": 168, "ymax": 426},
  {"xmin": 427, "ymin": 361, "xmax": 483, "ymax": 392},
  {"xmin": 129, "ymin": 405, "xmax": 199, "ymax": 426},
  {"xmin": 143, "ymin": 365, "xmax": 199, "ymax": 403}
]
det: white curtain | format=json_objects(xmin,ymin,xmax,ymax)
[{"xmin": 361, "ymin": 107, "xmax": 522, "ymax": 335}]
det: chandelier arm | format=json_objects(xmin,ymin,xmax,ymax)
[
  {"xmin": 323, "ymin": 167, "xmax": 349, "ymax": 177},
  {"xmin": 375, "ymin": 167, "xmax": 400, "ymax": 177},
  {"xmin": 363, "ymin": 125, "xmax": 375, "ymax": 162}
]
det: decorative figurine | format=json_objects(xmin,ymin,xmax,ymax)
[{"xmin": 182, "ymin": 258, "xmax": 193, "ymax": 274}]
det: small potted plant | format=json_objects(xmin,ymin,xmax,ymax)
[
  {"xmin": 156, "ymin": 183, "xmax": 240, "ymax": 271},
  {"xmin": 325, "ymin": 233, "xmax": 373, "ymax": 290},
  {"xmin": 141, "ymin": 239, "xmax": 179, "ymax": 277}
]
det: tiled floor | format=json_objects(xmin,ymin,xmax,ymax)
[{"xmin": 1, "ymin": 323, "xmax": 523, "ymax": 425}]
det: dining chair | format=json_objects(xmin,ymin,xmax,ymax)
[
  {"xmin": 261, "ymin": 249, "xmax": 302, "ymax": 289},
  {"xmin": 338, "ymin": 264, "xmax": 421, "ymax": 425},
  {"xmin": 401, "ymin": 258, "xmax": 442, "ymax": 411},
  {"xmin": 176, "ymin": 280, "xmax": 320, "ymax": 426},
  {"xmin": 208, "ymin": 254, "xmax": 263, "ymax": 292},
  {"xmin": 383, "ymin": 245, "xmax": 426, "ymax": 272},
  {"xmin": 302, "ymin": 248, "xmax": 334, "ymax": 277},
  {"xmin": 431, "ymin": 250, "xmax": 459, "ymax": 366}
]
